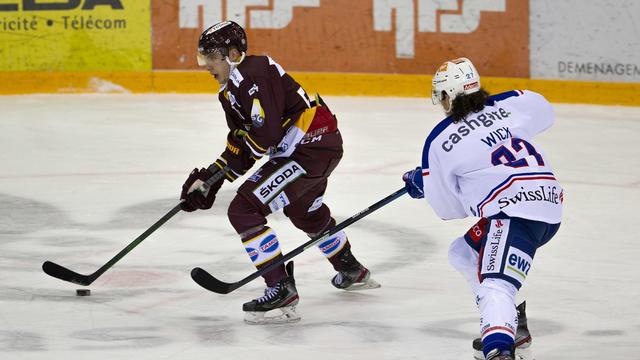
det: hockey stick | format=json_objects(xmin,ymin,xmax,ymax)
[
  {"xmin": 42, "ymin": 167, "xmax": 229, "ymax": 286},
  {"xmin": 191, "ymin": 187, "xmax": 408, "ymax": 294}
]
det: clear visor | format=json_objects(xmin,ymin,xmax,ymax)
[
  {"xmin": 196, "ymin": 48, "xmax": 226, "ymax": 67},
  {"xmin": 431, "ymin": 89, "xmax": 442, "ymax": 105}
]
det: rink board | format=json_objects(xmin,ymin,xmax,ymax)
[{"xmin": 1, "ymin": 71, "xmax": 639, "ymax": 106}]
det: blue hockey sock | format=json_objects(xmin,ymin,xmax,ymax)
[{"xmin": 482, "ymin": 333, "xmax": 514, "ymax": 357}]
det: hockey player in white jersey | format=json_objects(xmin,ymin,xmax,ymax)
[{"xmin": 402, "ymin": 58, "xmax": 562, "ymax": 360}]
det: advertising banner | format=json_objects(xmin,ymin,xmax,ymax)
[
  {"xmin": 152, "ymin": 0, "xmax": 529, "ymax": 77},
  {"xmin": 0, "ymin": 0, "xmax": 151, "ymax": 71},
  {"xmin": 531, "ymin": 0, "xmax": 640, "ymax": 83}
]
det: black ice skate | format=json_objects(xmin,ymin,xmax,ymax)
[
  {"xmin": 331, "ymin": 248, "xmax": 381, "ymax": 291},
  {"xmin": 472, "ymin": 302, "xmax": 534, "ymax": 360},
  {"xmin": 243, "ymin": 262, "xmax": 300, "ymax": 325},
  {"xmin": 485, "ymin": 349, "xmax": 515, "ymax": 360}
]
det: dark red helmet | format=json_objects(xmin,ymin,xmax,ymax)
[{"xmin": 198, "ymin": 21, "xmax": 247, "ymax": 57}]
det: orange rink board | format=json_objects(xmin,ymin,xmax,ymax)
[
  {"xmin": 1, "ymin": 71, "xmax": 639, "ymax": 106},
  {"xmin": 151, "ymin": 0, "xmax": 529, "ymax": 77},
  {"xmin": 0, "ymin": 0, "xmax": 638, "ymax": 105}
]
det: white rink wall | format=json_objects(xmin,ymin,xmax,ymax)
[{"xmin": 530, "ymin": 0, "xmax": 640, "ymax": 82}]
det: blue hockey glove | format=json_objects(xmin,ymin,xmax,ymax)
[{"xmin": 402, "ymin": 167, "xmax": 424, "ymax": 199}]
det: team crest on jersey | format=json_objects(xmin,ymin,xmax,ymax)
[{"xmin": 251, "ymin": 98, "xmax": 265, "ymax": 128}]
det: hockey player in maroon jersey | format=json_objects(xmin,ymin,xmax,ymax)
[{"xmin": 179, "ymin": 21, "xmax": 380, "ymax": 324}]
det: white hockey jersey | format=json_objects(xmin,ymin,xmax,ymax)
[{"xmin": 421, "ymin": 90, "xmax": 562, "ymax": 224}]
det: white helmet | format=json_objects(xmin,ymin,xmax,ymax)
[{"xmin": 431, "ymin": 58, "xmax": 481, "ymax": 112}]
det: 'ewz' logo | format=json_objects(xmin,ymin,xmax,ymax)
[
  {"xmin": 504, "ymin": 247, "xmax": 533, "ymax": 284},
  {"xmin": 508, "ymin": 253, "xmax": 531, "ymax": 275}
]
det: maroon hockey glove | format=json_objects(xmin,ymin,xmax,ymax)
[{"xmin": 180, "ymin": 167, "xmax": 224, "ymax": 212}]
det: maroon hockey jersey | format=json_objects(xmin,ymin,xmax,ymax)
[{"xmin": 216, "ymin": 55, "xmax": 334, "ymax": 180}]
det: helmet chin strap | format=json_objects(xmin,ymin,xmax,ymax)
[
  {"xmin": 441, "ymin": 94, "xmax": 453, "ymax": 114},
  {"xmin": 223, "ymin": 51, "xmax": 246, "ymax": 80},
  {"xmin": 225, "ymin": 51, "xmax": 245, "ymax": 67}
]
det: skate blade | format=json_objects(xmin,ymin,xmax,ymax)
[
  {"xmin": 472, "ymin": 344, "xmax": 534, "ymax": 360},
  {"xmin": 342, "ymin": 277, "xmax": 381, "ymax": 291},
  {"xmin": 244, "ymin": 304, "xmax": 301, "ymax": 325},
  {"xmin": 515, "ymin": 346, "xmax": 534, "ymax": 360}
]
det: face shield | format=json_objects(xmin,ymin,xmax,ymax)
[
  {"xmin": 196, "ymin": 47, "xmax": 227, "ymax": 67},
  {"xmin": 431, "ymin": 76, "xmax": 448, "ymax": 105},
  {"xmin": 432, "ymin": 88, "xmax": 443, "ymax": 105}
]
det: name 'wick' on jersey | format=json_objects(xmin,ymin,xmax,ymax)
[{"xmin": 420, "ymin": 90, "xmax": 563, "ymax": 224}]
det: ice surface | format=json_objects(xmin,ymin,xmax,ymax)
[{"xmin": 1, "ymin": 94, "xmax": 639, "ymax": 359}]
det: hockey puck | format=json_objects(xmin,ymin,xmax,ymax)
[{"xmin": 76, "ymin": 289, "xmax": 91, "ymax": 296}]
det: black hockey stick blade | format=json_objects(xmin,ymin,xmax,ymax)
[
  {"xmin": 191, "ymin": 187, "xmax": 407, "ymax": 295},
  {"xmin": 42, "ymin": 261, "xmax": 94, "ymax": 286},
  {"xmin": 41, "ymin": 203, "xmax": 182, "ymax": 286},
  {"xmin": 191, "ymin": 267, "xmax": 237, "ymax": 294}
]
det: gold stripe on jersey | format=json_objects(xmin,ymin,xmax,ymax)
[
  {"xmin": 293, "ymin": 106, "xmax": 317, "ymax": 133},
  {"xmin": 212, "ymin": 158, "xmax": 238, "ymax": 182},
  {"xmin": 281, "ymin": 117, "xmax": 293, "ymax": 128},
  {"xmin": 245, "ymin": 134, "xmax": 268, "ymax": 153},
  {"xmin": 267, "ymin": 106, "xmax": 319, "ymax": 159},
  {"xmin": 245, "ymin": 141, "xmax": 265, "ymax": 158},
  {"xmin": 212, "ymin": 158, "xmax": 226, "ymax": 170},
  {"xmin": 245, "ymin": 106, "xmax": 318, "ymax": 159}
]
